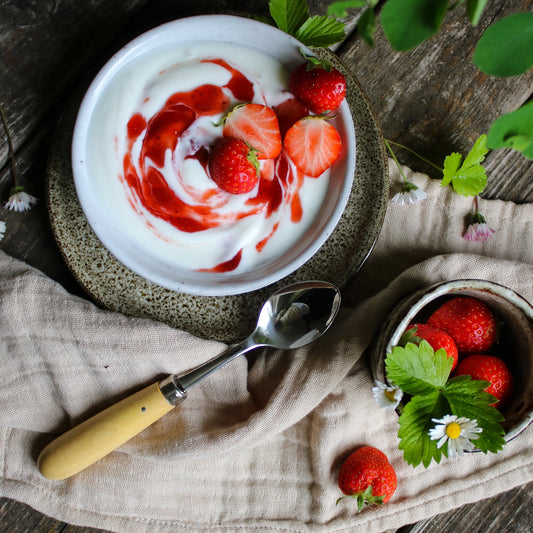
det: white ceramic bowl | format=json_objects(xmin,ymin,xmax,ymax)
[
  {"xmin": 369, "ymin": 279, "xmax": 533, "ymax": 443},
  {"xmin": 71, "ymin": 14, "xmax": 356, "ymax": 296}
]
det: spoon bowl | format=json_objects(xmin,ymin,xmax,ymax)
[{"xmin": 253, "ymin": 281, "xmax": 341, "ymax": 349}]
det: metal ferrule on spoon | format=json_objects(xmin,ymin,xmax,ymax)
[{"xmin": 37, "ymin": 281, "xmax": 340, "ymax": 480}]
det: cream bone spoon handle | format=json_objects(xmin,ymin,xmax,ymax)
[{"xmin": 37, "ymin": 281, "xmax": 341, "ymax": 480}]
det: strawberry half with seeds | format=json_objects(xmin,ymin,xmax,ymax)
[
  {"xmin": 221, "ymin": 103, "xmax": 281, "ymax": 159},
  {"xmin": 454, "ymin": 354, "xmax": 514, "ymax": 408},
  {"xmin": 209, "ymin": 137, "xmax": 259, "ymax": 194},
  {"xmin": 404, "ymin": 323, "xmax": 459, "ymax": 371},
  {"xmin": 427, "ymin": 297, "xmax": 497, "ymax": 355},
  {"xmin": 337, "ymin": 446, "xmax": 397, "ymax": 510},
  {"xmin": 284, "ymin": 116, "xmax": 342, "ymax": 177},
  {"xmin": 289, "ymin": 55, "xmax": 346, "ymax": 115},
  {"xmin": 273, "ymin": 96, "xmax": 309, "ymax": 137}
]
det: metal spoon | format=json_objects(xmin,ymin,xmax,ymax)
[{"xmin": 38, "ymin": 280, "xmax": 341, "ymax": 480}]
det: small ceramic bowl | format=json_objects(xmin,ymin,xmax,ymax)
[
  {"xmin": 369, "ymin": 279, "xmax": 533, "ymax": 443},
  {"xmin": 71, "ymin": 14, "xmax": 356, "ymax": 296}
]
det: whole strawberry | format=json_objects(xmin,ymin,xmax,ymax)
[
  {"xmin": 209, "ymin": 137, "xmax": 259, "ymax": 194},
  {"xmin": 454, "ymin": 354, "xmax": 514, "ymax": 408},
  {"xmin": 337, "ymin": 446, "xmax": 397, "ymax": 510},
  {"xmin": 404, "ymin": 323, "xmax": 459, "ymax": 371},
  {"xmin": 289, "ymin": 57, "xmax": 346, "ymax": 115},
  {"xmin": 427, "ymin": 297, "xmax": 497, "ymax": 355}
]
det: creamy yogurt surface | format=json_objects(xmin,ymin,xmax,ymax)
[{"xmin": 83, "ymin": 39, "xmax": 335, "ymax": 278}]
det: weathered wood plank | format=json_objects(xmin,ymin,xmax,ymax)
[
  {"xmin": 396, "ymin": 482, "xmax": 533, "ymax": 533},
  {"xmin": 0, "ymin": 0, "xmax": 148, "ymax": 169}
]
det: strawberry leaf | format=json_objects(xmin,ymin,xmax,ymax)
[
  {"xmin": 443, "ymin": 376, "xmax": 506, "ymax": 454},
  {"xmin": 327, "ymin": 1, "xmax": 368, "ymax": 18},
  {"xmin": 386, "ymin": 341, "xmax": 453, "ymax": 396},
  {"xmin": 440, "ymin": 135, "xmax": 488, "ymax": 196},
  {"xmin": 473, "ymin": 12, "xmax": 533, "ymax": 77},
  {"xmin": 381, "ymin": 0, "xmax": 448, "ymax": 52},
  {"xmin": 268, "ymin": 0, "xmax": 309, "ymax": 35},
  {"xmin": 398, "ymin": 391, "xmax": 449, "ymax": 467},
  {"xmin": 357, "ymin": 7, "xmax": 377, "ymax": 47},
  {"xmin": 487, "ymin": 101, "xmax": 533, "ymax": 159},
  {"xmin": 295, "ymin": 15, "xmax": 346, "ymax": 47}
]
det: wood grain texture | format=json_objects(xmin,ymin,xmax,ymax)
[{"xmin": 0, "ymin": 0, "xmax": 532, "ymax": 531}]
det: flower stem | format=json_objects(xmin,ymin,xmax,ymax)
[
  {"xmin": 384, "ymin": 138, "xmax": 409, "ymax": 183},
  {"xmin": 0, "ymin": 102, "xmax": 19, "ymax": 187},
  {"xmin": 385, "ymin": 139, "xmax": 443, "ymax": 172}
]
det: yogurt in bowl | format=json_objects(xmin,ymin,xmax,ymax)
[{"xmin": 72, "ymin": 15, "xmax": 356, "ymax": 296}]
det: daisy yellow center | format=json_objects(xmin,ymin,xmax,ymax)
[
  {"xmin": 385, "ymin": 389, "xmax": 397, "ymax": 401},
  {"xmin": 445, "ymin": 422, "xmax": 462, "ymax": 440}
]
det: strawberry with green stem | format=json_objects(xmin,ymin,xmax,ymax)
[
  {"xmin": 208, "ymin": 137, "xmax": 260, "ymax": 194},
  {"xmin": 337, "ymin": 446, "xmax": 397, "ymax": 510},
  {"xmin": 289, "ymin": 49, "xmax": 346, "ymax": 115}
]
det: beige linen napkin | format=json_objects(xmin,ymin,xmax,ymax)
[{"xmin": 1, "ymin": 161, "xmax": 533, "ymax": 532}]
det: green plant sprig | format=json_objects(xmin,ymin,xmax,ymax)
[
  {"xmin": 386, "ymin": 341, "xmax": 506, "ymax": 468},
  {"xmin": 386, "ymin": 134, "xmax": 489, "ymax": 198}
]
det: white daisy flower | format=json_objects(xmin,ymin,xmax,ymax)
[
  {"xmin": 0, "ymin": 221, "xmax": 6, "ymax": 241},
  {"xmin": 429, "ymin": 414, "xmax": 482, "ymax": 458},
  {"xmin": 372, "ymin": 380, "xmax": 403, "ymax": 410},
  {"xmin": 5, "ymin": 187, "xmax": 38, "ymax": 212},
  {"xmin": 390, "ymin": 181, "xmax": 427, "ymax": 205}
]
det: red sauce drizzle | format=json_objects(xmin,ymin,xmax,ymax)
[{"xmin": 199, "ymin": 250, "xmax": 243, "ymax": 273}]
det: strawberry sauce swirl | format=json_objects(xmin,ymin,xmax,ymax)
[{"xmin": 120, "ymin": 58, "xmax": 307, "ymax": 273}]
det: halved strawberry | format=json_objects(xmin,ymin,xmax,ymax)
[
  {"xmin": 222, "ymin": 103, "xmax": 281, "ymax": 159},
  {"xmin": 273, "ymin": 96, "xmax": 309, "ymax": 137},
  {"xmin": 208, "ymin": 137, "xmax": 259, "ymax": 194},
  {"xmin": 284, "ymin": 116, "xmax": 342, "ymax": 177}
]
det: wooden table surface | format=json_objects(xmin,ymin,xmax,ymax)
[{"xmin": 1, "ymin": 0, "xmax": 532, "ymax": 531}]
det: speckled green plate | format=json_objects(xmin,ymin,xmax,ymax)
[{"xmin": 46, "ymin": 48, "xmax": 388, "ymax": 344}]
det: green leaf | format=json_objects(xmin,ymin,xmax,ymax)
[
  {"xmin": 487, "ymin": 101, "xmax": 533, "ymax": 159},
  {"xmin": 295, "ymin": 15, "xmax": 346, "ymax": 46},
  {"xmin": 444, "ymin": 376, "xmax": 506, "ymax": 454},
  {"xmin": 441, "ymin": 152, "xmax": 462, "ymax": 187},
  {"xmin": 357, "ymin": 7, "xmax": 376, "ymax": 46},
  {"xmin": 398, "ymin": 391, "xmax": 449, "ymax": 467},
  {"xmin": 440, "ymin": 135, "xmax": 488, "ymax": 196},
  {"xmin": 398, "ymin": 325, "xmax": 422, "ymax": 347},
  {"xmin": 268, "ymin": 0, "xmax": 309, "ymax": 35},
  {"xmin": 381, "ymin": 0, "xmax": 448, "ymax": 51},
  {"xmin": 466, "ymin": 0, "xmax": 488, "ymax": 27},
  {"xmin": 327, "ymin": 0, "xmax": 368, "ymax": 18},
  {"xmin": 386, "ymin": 341, "xmax": 453, "ymax": 396},
  {"xmin": 473, "ymin": 12, "xmax": 533, "ymax": 77}
]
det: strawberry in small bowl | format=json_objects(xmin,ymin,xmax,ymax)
[{"xmin": 369, "ymin": 279, "xmax": 533, "ymax": 465}]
